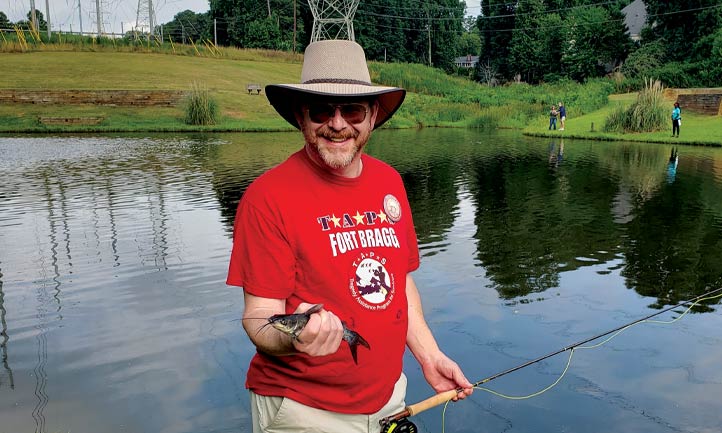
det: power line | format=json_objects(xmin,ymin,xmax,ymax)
[
  {"xmin": 359, "ymin": 0, "xmax": 620, "ymax": 21},
  {"xmin": 356, "ymin": 1, "xmax": 722, "ymax": 34}
]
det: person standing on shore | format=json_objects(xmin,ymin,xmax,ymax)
[
  {"xmin": 558, "ymin": 101, "xmax": 566, "ymax": 130},
  {"xmin": 549, "ymin": 105, "xmax": 558, "ymax": 130},
  {"xmin": 227, "ymin": 39, "xmax": 473, "ymax": 433},
  {"xmin": 671, "ymin": 102, "xmax": 681, "ymax": 137}
]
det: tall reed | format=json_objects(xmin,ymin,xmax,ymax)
[
  {"xmin": 184, "ymin": 82, "xmax": 218, "ymax": 125},
  {"xmin": 603, "ymin": 78, "xmax": 667, "ymax": 133}
]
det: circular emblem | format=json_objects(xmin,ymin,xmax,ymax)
[
  {"xmin": 349, "ymin": 255, "xmax": 395, "ymax": 310},
  {"xmin": 383, "ymin": 194, "xmax": 402, "ymax": 223}
]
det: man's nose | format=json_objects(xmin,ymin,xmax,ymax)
[{"xmin": 328, "ymin": 107, "xmax": 347, "ymax": 129}]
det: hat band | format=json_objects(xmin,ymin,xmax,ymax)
[{"xmin": 303, "ymin": 78, "xmax": 373, "ymax": 86}]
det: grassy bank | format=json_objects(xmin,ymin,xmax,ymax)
[
  {"xmin": 0, "ymin": 43, "xmax": 610, "ymax": 133},
  {"xmin": 523, "ymin": 93, "xmax": 722, "ymax": 147},
  {"xmin": 1, "ymin": 42, "xmax": 720, "ymax": 145}
]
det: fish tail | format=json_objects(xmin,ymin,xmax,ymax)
[
  {"xmin": 344, "ymin": 328, "xmax": 371, "ymax": 365},
  {"xmin": 349, "ymin": 342, "xmax": 359, "ymax": 365},
  {"xmin": 354, "ymin": 332, "xmax": 370, "ymax": 350}
]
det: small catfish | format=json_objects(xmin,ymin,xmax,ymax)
[{"xmin": 265, "ymin": 304, "xmax": 370, "ymax": 364}]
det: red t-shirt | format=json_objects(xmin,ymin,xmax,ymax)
[{"xmin": 227, "ymin": 149, "xmax": 419, "ymax": 414}]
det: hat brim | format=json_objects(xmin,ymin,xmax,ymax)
[{"xmin": 266, "ymin": 83, "xmax": 406, "ymax": 130}]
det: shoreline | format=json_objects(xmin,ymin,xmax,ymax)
[{"xmin": 2, "ymin": 122, "xmax": 719, "ymax": 148}]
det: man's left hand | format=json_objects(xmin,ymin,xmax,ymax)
[{"xmin": 420, "ymin": 351, "xmax": 473, "ymax": 401}]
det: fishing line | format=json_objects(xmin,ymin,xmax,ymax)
[{"xmin": 380, "ymin": 287, "xmax": 722, "ymax": 433}]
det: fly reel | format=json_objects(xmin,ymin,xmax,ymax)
[{"xmin": 380, "ymin": 417, "xmax": 418, "ymax": 433}]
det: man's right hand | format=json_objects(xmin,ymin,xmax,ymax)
[{"xmin": 292, "ymin": 303, "xmax": 345, "ymax": 357}]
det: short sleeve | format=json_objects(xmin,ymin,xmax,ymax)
[{"xmin": 226, "ymin": 192, "xmax": 296, "ymax": 299}]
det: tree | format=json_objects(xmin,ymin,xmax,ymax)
[
  {"xmin": 30, "ymin": 9, "xmax": 46, "ymax": 30},
  {"xmin": 16, "ymin": 9, "xmax": 46, "ymax": 31},
  {"xmin": 642, "ymin": 0, "xmax": 722, "ymax": 63},
  {"xmin": 0, "ymin": 11, "xmax": 11, "ymax": 29},
  {"xmin": 357, "ymin": 0, "xmax": 464, "ymax": 69},
  {"xmin": 562, "ymin": 5, "xmax": 631, "ymax": 81},
  {"xmin": 161, "ymin": 10, "xmax": 211, "ymax": 43},
  {"xmin": 473, "ymin": 58, "xmax": 500, "ymax": 86},
  {"xmin": 621, "ymin": 40, "xmax": 665, "ymax": 78},
  {"xmin": 478, "ymin": 0, "xmax": 516, "ymax": 80},
  {"xmin": 427, "ymin": 0, "xmax": 465, "ymax": 70},
  {"xmin": 458, "ymin": 30, "xmax": 481, "ymax": 57},
  {"xmin": 537, "ymin": 13, "xmax": 564, "ymax": 81},
  {"xmin": 698, "ymin": 27, "xmax": 722, "ymax": 84},
  {"xmin": 245, "ymin": 16, "xmax": 283, "ymax": 49},
  {"xmin": 508, "ymin": 0, "xmax": 546, "ymax": 83},
  {"xmin": 209, "ymin": 0, "xmax": 303, "ymax": 49},
  {"xmin": 356, "ymin": 0, "xmax": 413, "ymax": 63}
]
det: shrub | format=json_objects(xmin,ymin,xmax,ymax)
[
  {"xmin": 184, "ymin": 82, "xmax": 218, "ymax": 125},
  {"xmin": 603, "ymin": 77, "xmax": 666, "ymax": 133}
]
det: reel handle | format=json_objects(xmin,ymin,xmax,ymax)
[{"xmin": 406, "ymin": 389, "xmax": 459, "ymax": 416}]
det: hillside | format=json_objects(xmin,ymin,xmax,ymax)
[
  {"xmin": 1, "ymin": 48, "xmax": 720, "ymax": 146},
  {"xmin": 0, "ymin": 50, "xmax": 303, "ymax": 132},
  {"xmin": 0, "ymin": 48, "xmax": 602, "ymax": 133}
]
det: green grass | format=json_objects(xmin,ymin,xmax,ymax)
[
  {"xmin": 524, "ymin": 92, "xmax": 722, "ymax": 146},
  {"xmin": 0, "ymin": 41, "xmax": 720, "ymax": 144},
  {"xmin": 0, "ymin": 40, "xmax": 614, "ymax": 132},
  {"xmin": 0, "ymin": 50, "xmax": 300, "ymax": 132}
]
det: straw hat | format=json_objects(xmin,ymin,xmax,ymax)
[{"xmin": 265, "ymin": 39, "xmax": 406, "ymax": 129}]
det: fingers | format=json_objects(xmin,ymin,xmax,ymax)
[
  {"xmin": 448, "ymin": 363, "xmax": 473, "ymax": 401},
  {"xmin": 294, "ymin": 308, "xmax": 344, "ymax": 357},
  {"xmin": 424, "ymin": 354, "xmax": 474, "ymax": 401},
  {"xmin": 454, "ymin": 368, "xmax": 473, "ymax": 393}
]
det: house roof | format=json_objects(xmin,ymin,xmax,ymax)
[
  {"xmin": 622, "ymin": 0, "xmax": 647, "ymax": 40},
  {"xmin": 454, "ymin": 55, "xmax": 479, "ymax": 63}
]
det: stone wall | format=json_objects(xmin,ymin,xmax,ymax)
[
  {"xmin": 0, "ymin": 89, "xmax": 185, "ymax": 106},
  {"xmin": 664, "ymin": 89, "xmax": 722, "ymax": 115}
]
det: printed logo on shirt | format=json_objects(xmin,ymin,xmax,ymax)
[
  {"xmin": 349, "ymin": 251, "xmax": 395, "ymax": 310},
  {"xmin": 383, "ymin": 194, "xmax": 402, "ymax": 223},
  {"xmin": 316, "ymin": 195, "xmax": 403, "ymax": 258}
]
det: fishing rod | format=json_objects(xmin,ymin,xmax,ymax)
[{"xmin": 379, "ymin": 286, "xmax": 722, "ymax": 433}]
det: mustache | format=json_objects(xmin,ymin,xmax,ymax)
[{"xmin": 317, "ymin": 124, "xmax": 359, "ymax": 140}]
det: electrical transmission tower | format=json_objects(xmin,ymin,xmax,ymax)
[
  {"xmin": 91, "ymin": 0, "xmax": 108, "ymax": 36},
  {"xmin": 135, "ymin": 0, "xmax": 156, "ymax": 37},
  {"xmin": 307, "ymin": 0, "xmax": 360, "ymax": 42}
]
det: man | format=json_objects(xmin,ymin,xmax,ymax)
[
  {"xmin": 227, "ymin": 39, "xmax": 473, "ymax": 433},
  {"xmin": 558, "ymin": 101, "xmax": 566, "ymax": 130}
]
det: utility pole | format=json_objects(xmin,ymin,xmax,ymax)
[
  {"xmin": 78, "ymin": 0, "xmax": 84, "ymax": 35},
  {"xmin": 96, "ymin": 0, "xmax": 102, "ymax": 36},
  {"xmin": 45, "ymin": 0, "xmax": 51, "ymax": 38},
  {"xmin": 427, "ymin": 10, "xmax": 432, "ymax": 66},
  {"xmin": 29, "ymin": 0, "xmax": 37, "ymax": 33},
  {"xmin": 148, "ymin": 0, "xmax": 154, "ymax": 39},
  {"xmin": 293, "ymin": 0, "xmax": 296, "ymax": 53}
]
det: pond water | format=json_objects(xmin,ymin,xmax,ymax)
[{"xmin": 1, "ymin": 129, "xmax": 722, "ymax": 433}]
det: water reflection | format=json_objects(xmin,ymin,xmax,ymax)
[
  {"xmin": 666, "ymin": 147, "xmax": 679, "ymax": 184},
  {"xmin": 0, "ymin": 266, "xmax": 14, "ymax": 390},
  {"xmin": 1, "ymin": 131, "xmax": 722, "ymax": 433},
  {"xmin": 548, "ymin": 138, "xmax": 564, "ymax": 168},
  {"xmin": 365, "ymin": 131, "xmax": 722, "ymax": 309}
]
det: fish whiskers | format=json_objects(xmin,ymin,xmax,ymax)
[{"xmin": 254, "ymin": 304, "xmax": 370, "ymax": 364}]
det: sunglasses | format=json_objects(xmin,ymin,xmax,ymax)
[{"xmin": 305, "ymin": 103, "xmax": 369, "ymax": 124}]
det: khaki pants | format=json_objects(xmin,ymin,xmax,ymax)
[{"xmin": 250, "ymin": 373, "xmax": 407, "ymax": 433}]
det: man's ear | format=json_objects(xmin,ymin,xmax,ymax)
[
  {"xmin": 369, "ymin": 100, "xmax": 380, "ymax": 130},
  {"xmin": 293, "ymin": 108, "xmax": 305, "ymax": 128}
]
